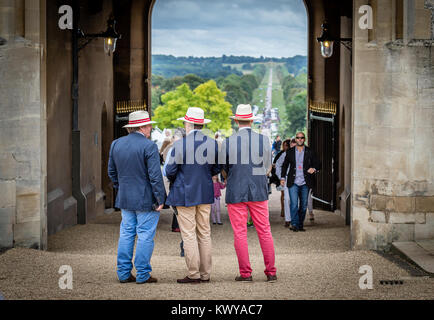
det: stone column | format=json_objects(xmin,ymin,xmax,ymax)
[{"xmin": 0, "ymin": 0, "xmax": 47, "ymax": 249}]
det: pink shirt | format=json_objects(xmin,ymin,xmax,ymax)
[{"xmin": 213, "ymin": 182, "xmax": 226, "ymax": 198}]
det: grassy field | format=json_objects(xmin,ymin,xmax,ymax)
[{"xmin": 271, "ymin": 63, "xmax": 286, "ymax": 116}]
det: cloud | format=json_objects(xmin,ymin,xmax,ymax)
[{"xmin": 152, "ymin": 0, "xmax": 307, "ymax": 57}]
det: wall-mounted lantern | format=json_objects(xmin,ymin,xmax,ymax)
[
  {"xmin": 78, "ymin": 16, "xmax": 121, "ymax": 56},
  {"xmin": 317, "ymin": 22, "xmax": 352, "ymax": 58}
]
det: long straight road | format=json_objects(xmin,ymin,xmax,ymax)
[{"xmin": 261, "ymin": 67, "xmax": 273, "ymax": 140}]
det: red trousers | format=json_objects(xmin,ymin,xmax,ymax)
[{"xmin": 227, "ymin": 200, "xmax": 277, "ymax": 277}]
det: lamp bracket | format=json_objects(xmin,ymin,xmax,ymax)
[
  {"xmin": 337, "ymin": 38, "xmax": 352, "ymax": 52},
  {"xmin": 77, "ymin": 29, "xmax": 104, "ymax": 51}
]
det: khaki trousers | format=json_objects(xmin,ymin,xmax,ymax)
[{"xmin": 177, "ymin": 204, "xmax": 212, "ymax": 280}]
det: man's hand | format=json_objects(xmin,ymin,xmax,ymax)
[
  {"xmin": 155, "ymin": 204, "xmax": 164, "ymax": 212},
  {"xmin": 307, "ymin": 168, "xmax": 316, "ymax": 174},
  {"xmin": 280, "ymin": 179, "xmax": 286, "ymax": 186}
]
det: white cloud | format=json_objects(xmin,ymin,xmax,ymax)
[{"xmin": 152, "ymin": 0, "xmax": 307, "ymax": 57}]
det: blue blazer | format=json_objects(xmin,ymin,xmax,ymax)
[
  {"xmin": 165, "ymin": 130, "xmax": 220, "ymax": 207},
  {"xmin": 108, "ymin": 132, "xmax": 166, "ymax": 212},
  {"xmin": 223, "ymin": 128, "xmax": 271, "ymax": 204}
]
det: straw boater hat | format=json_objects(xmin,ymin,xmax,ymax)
[
  {"xmin": 230, "ymin": 104, "xmax": 258, "ymax": 121},
  {"xmin": 123, "ymin": 110, "xmax": 156, "ymax": 128},
  {"xmin": 177, "ymin": 107, "xmax": 211, "ymax": 124}
]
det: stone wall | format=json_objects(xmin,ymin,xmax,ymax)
[
  {"xmin": 352, "ymin": 0, "xmax": 434, "ymax": 250},
  {"xmin": 46, "ymin": 0, "xmax": 114, "ymax": 235},
  {"xmin": 0, "ymin": 0, "xmax": 47, "ymax": 249}
]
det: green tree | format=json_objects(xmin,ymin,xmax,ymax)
[
  {"xmin": 153, "ymin": 83, "xmax": 197, "ymax": 129},
  {"xmin": 194, "ymin": 80, "xmax": 232, "ymax": 132},
  {"xmin": 286, "ymin": 90, "xmax": 307, "ymax": 135},
  {"xmin": 152, "ymin": 75, "xmax": 165, "ymax": 87},
  {"xmin": 222, "ymin": 83, "xmax": 249, "ymax": 113},
  {"xmin": 153, "ymin": 81, "xmax": 232, "ymax": 132},
  {"xmin": 182, "ymin": 74, "xmax": 206, "ymax": 91}
]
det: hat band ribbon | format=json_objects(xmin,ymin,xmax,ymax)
[
  {"xmin": 235, "ymin": 113, "xmax": 253, "ymax": 118},
  {"xmin": 129, "ymin": 118, "xmax": 151, "ymax": 125},
  {"xmin": 184, "ymin": 116, "xmax": 204, "ymax": 124}
]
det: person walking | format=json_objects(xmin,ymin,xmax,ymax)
[
  {"xmin": 162, "ymin": 128, "xmax": 185, "ymax": 233},
  {"xmin": 272, "ymin": 135, "xmax": 282, "ymax": 158},
  {"xmin": 165, "ymin": 107, "xmax": 220, "ymax": 284},
  {"xmin": 280, "ymin": 132, "xmax": 320, "ymax": 232},
  {"xmin": 162, "ymin": 128, "xmax": 187, "ymax": 256},
  {"xmin": 108, "ymin": 111, "xmax": 166, "ymax": 284},
  {"xmin": 275, "ymin": 139, "xmax": 293, "ymax": 227},
  {"xmin": 211, "ymin": 176, "xmax": 226, "ymax": 225},
  {"xmin": 272, "ymin": 138, "xmax": 291, "ymax": 217},
  {"xmin": 222, "ymin": 104, "xmax": 277, "ymax": 283}
]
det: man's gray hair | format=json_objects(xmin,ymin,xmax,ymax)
[{"xmin": 174, "ymin": 127, "xmax": 186, "ymax": 139}]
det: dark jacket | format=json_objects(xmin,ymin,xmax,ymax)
[
  {"xmin": 222, "ymin": 128, "xmax": 271, "ymax": 204},
  {"xmin": 165, "ymin": 130, "xmax": 220, "ymax": 207},
  {"xmin": 108, "ymin": 132, "xmax": 166, "ymax": 212},
  {"xmin": 280, "ymin": 146, "xmax": 321, "ymax": 189}
]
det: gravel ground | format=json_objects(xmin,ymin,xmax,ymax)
[{"xmin": 0, "ymin": 191, "xmax": 433, "ymax": 300}]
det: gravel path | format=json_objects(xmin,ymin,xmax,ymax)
[{"xmin": 0, "ymin": 191, "xmax": 433, "ymax": 300}]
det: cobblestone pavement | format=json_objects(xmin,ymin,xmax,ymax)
[{"xmin": 0, "ymin": 190, "xmax": 433, "ymax": 300}]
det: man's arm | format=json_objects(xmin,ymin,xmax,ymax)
[
  {"xmin": 108, "ymin": 141, "xmax": 118, "ymax": 189},
  {"xmin": 307, "ymin": 148, "xmax": 321, "ymax": 174},
  {"xmin": 263, "ymin": 136, "xmax": 272, "ymax": 175},
  {"xmin": 145, "ymin": 143, "xmax": 167, "ymax": 207},
  {"xmin": 275, "ymin": 152, "xmax": 286, "ymax": 180},
  {"xmin": 280, "ymin": 151, "xmax": 290, "ymax": 185},
  {"xmin": 165, "ymin": 145, "xmax": 180, "ymax": 181}
]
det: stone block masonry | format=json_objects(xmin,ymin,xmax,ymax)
[{"xmin": 0, "ymin": 0, "xmax": 46, "ymax": 250}]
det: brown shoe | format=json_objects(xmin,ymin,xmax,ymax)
[
  {"xmin": 177, "ymin": 276, "xmax": 201, "ymax": 284},
  {"xmin": 284, "ymin": 222, "xmax": 290, "ymax": 227},
  {"xmin": 235, "ymin": 275, "xmax": 253, "ymax": 282},
  {"xmin": 267, "ymin": 275, "xmax": 277, "ymax": 283},
  {"xmin": 137, "ymin": 276, "xmax": 158, "ymax": 284},
  {"xmin": 119, "ymin": 275, "xmax": 136, "ymax": 283}
]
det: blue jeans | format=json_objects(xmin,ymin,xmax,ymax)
[
  {"xmin": 289, "ymin": 184, "xmax": 309, "ymax": 229},
  {"xmin": 117, "ymin": 210, "xmax": 160, "ymax": 283}
]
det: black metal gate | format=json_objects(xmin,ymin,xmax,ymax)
[
  {"xmin": 308, "ymin": 102, "xmax": 337, "ymax": 212},
  {"xmin": 114, "ymin": 100, "xmax": 148, "ymax": 139}
]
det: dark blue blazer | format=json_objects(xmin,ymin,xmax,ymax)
[
  {"xmin": 223, "ymin": 128, "xmax": 272, "ymax": 204},
  {"xmin": 165, "ymin": 131, "xmax": 220, "ymax": 207},
  {"xmin": 108, "ymin": 132, "xmax": 166, "ymax": 212}
]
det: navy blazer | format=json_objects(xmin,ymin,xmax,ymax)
[
  {"xmin": 165, "ymin": 130, "xmax": 220, "ymax": 207},
  {"xmin": 223, "ymin": 128, "xmax": 272, "ymax": 204},
  {"xmin": 108, "ymin": 132, "xmax": 166, "ymax": 212}
]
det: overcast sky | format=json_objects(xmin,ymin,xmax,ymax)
[{"xmin": 152, "ymin": 0, "xmax": 307, "ymax": 58}]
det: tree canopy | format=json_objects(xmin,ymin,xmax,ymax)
[{"xmin": 153, "ymin": 80, "xmax": 232, "ymax": 132}]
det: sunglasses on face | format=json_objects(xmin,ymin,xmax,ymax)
[{"xmin": 296, "ymin": 137, "xmax": 305, "ymax": 140}]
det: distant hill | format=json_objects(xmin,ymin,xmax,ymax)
[{"xmin": 152, "ymin": 54, "xmax": 307, "ymax": 79}]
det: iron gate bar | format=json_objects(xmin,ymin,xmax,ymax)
[
  {"xmin": 310, "ymin": 113, "xmax": 334, "ymax": 123},
  {"xmin": 311, "ymin": 195, "xmax": 332, "ymax": 206}
]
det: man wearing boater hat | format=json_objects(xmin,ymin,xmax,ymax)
[
  {"xmin": 108, "ymin": 110, "xmax": 166, "ymax": 284},
  {"xmin": 222, "ymin": 104, "xmax": 277, "ymax": 282},
  {"xmin": 165, "ymin": 107, "xmax": 220, "ymax": 284}
]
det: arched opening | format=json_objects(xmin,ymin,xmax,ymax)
[
  {"xmin": 112, "ymin": 0, "xmax": 354, "ymax": 248},
  {"xmin": 150, "ymin": 0, "xmax": 309, "ymax": 142}
]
